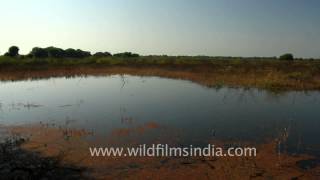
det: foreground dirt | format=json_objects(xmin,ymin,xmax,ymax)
[
  {"xmin": 6, "ymin": 124, "xmax": 320, "ymax": 180},
  {"xmin": 0, "ymin": 137, "xmax": 89, "ymax": 179},
  {"xmin": 0, "ymin": 65, "xmax": 320, "ymax": 91}
]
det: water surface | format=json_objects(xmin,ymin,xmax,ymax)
[{"xmin": 0, "ymin": 75, "xmax": 319, "ymax": 156}]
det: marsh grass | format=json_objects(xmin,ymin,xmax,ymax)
[{"xmin": 0, "ymin": 56, "xmax": 320, "ymax": 91}]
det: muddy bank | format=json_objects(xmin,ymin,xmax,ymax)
[
  {"xmin": 0, "ymin": 65, "xmax": 320, "ymax": 91},
  {"xmin": 0, "ymin": 136, "xmax": 89, "ymax": 180},
  {"xmin": 5, "ymin": 124, "xmax": 320, "ymax": 179}
]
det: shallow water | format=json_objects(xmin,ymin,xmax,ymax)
[{"xmin": 0, "ymin": 75, "xmax": 319, "ymax": 156}]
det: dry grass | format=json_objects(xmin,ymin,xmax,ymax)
[{"xmin": 0, "ymin": 65, "xmax": 320, "ymax": 91}]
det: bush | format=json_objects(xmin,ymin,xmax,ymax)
[
  {"xmin": 27, "ymin": 47, "xmax": 91, "ymax": 59},
  {"xmin": 30, "ymin": 47, "xmax": 48, "ymax": 58},
  {"xmin": 45, "ymin": 47, "xmax": 65, "ymax": 58},
  {"xmin": 64, "ymin": 48, "xmax": 77, "ymax": 57},
  {"xmin": 113, "ymin": 52, "xmax": 139, "ymax": 58},
  {"xmin": 279, "ymin": 53, "xmax": 294, "ymax": 61},
  {"xmin": 93, "ymin": 52, "xmax": 112, "ymax": 57},
  {"xmin": 65, "ymin": 48, "xmax": 91, "ymax": 58},
  {"xmin": 4, "ymin": 46, "xmax": 19, "ymax": 57}
]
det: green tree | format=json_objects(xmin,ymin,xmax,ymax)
[
  {"xmin": 5, "ymin": 46, "xmax": 19, "ymax": 57},
  {"xmin": 45, "ymin": 47, "xmax": 65, "ymax": 58},
  {"xmin": 30, "ymin": 47, "xmax": 48, "ymax": 58},
  {"xmin": 113, "ymin": 52, "xmax": 139, "ymax": 58},
  {"xmin": 64, "ymin": 48, "xmax": 77, "ymax": 57},
  {"xmin": 93, "ymin": 52, "xmax": 112, "ymax": 57},
  {"xmin": 65, "ymin": 48, "xmax": 91, "ymax": 58},
  {"xmin": 279, "ymin": 53, "xmax": 294, "ymax": 61}
]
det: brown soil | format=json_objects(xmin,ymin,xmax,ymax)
[{"xmin": 6, "ymin": 124, "xmax": 320, "ymax": 180}]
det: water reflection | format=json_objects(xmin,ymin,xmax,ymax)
[{"xmin": 0, "ymin": 75, "xmax": 319, "ymax": 157}]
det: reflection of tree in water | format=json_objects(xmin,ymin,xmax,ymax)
[
  {"xmin": 264, "ymin": 90, "xmax": 289, "ymax": 103},
  {"xmin": 265, "ymin": 90, "xmax": 320, "ymax": 105},
  {"xmin": 219, "ymin": 88, "xmax": 260, "ymax": 104},
  {"xmin": 207, "ymin": 86, "xmax": 271, "ymax": 105},
  {"xmin": 119, "ymin": 106, "xmax": 134, "ymax": 124},
  {"xmin": 6, "ymin": 102, "xmax": 43, "ymax": 111},
  {"xmin": 0, "ymin": 102, "xmax": 3, "ymax": 121},
  {"xmin": 272, "ymin": 118, "xmax": 318, "ymax": 157},
  {"xmin": 236, "ymin": 88, "xmax": 259, "ymax": 104},
  {"xmin": 119, "ymin": 75, "xmax": 135, "ymax": 125},
  {"xmin": 120, "ymin": 75, "xmax": 129, "ymax": 90}
]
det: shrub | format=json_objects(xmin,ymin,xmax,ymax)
[
  {"xmin": 93, "ymin": 52, "xmax": 112, "ymax": 57},
  {"xmin": 30, "ymin": 47, "xmax": 48, "ymax": 58},
  {"xmin": 27, "ymin": 47, "xmax": 91, "ymax": 59},
  {"xmin": 4, "ymin": 46, "xmax": 19, "ymax": 57},
  {"xmin": 113, "ymin": 52, "xmax": 139, "ymax": 58},
  {"xmin": 65, "ymin": 48, "xmax": 91, "ymax": 58},
  {"xmin": 279, "ymin": 53, "xmax": 294, "ymax": 61},
  {"xmin": 45, "ymin": 47, "xmax": 65, "ymax": 58}
]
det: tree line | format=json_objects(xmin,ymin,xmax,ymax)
[
  {"xmin": 2, "ymin": 45, "xmax": 295, "ymax": 61},
  {"xmin": 2, "ymin": 46, "xmax": 140, "ymax": 58}
]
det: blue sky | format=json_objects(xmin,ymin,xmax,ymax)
[{"xmin": 0, "ymin": 0, "xmax": 319, "ymax": 57}]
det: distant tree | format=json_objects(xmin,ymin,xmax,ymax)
[
  {"xmin": 76, "ymin": 49, "xmax": 91, "ymax": 58},
  {"xmin": 113, "ymin": 52, "xmax": 139, "ymax": 58},
  {"xmin": 4, "ymin": 46, "xmax": 19, "ymax": 57},
  {"xmin": 279, "ymin": 53, "xmax": 294, "ymax": 61},
  {"xmin": 64, "ymin": 48, "xmax": 77, "ymax": 57},
  {"xmin": 93, "ymin": 52, "xmax": 112, "ymax": 57},
  {"xmin": 30, "ymin": 47, "xmax": 48, "ymax": 58},
  {"xmin": 45, "ymin": 47, "xmax": 65, "ymax": 58},
  {"xmin": 65, "ymin": 48, "xmax": 91, "ymax": 58},
  {"xmin": 25, "ymin": 47, "xmax": 92, "ymax": 59}
]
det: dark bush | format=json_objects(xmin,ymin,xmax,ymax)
[
  {"xmin": 45, "ymin": 47, "xmax": 65, "ymax": 58},
  {"xmin": 279, "ymin": 53, "xmax": 294, "ymax": 61},
  {"xmin": 76, "ymin": 49, "xmax": 91, "ymax": 58},
  {"xmin": 27, "ymin": 47, "xmax": 91, "ymax": 59},
  {"xmin": 4, "ymin": 46, "xmax": 19, "ymax": 57},
  {"xmin": 93, "ymin": 52, "xmax": 112, "ymax": 57},
  {"xmin": 64, "ymin": 48, "xmax": 77, "ymax": 57},
  {"xmin": 30, "ymin": 47, "xmax": 48, "ymax": 58},
  {"xmin": 65, "ymin": 48, "xmax": 91, "ymax": 58},
  {"xmin": 113, "ymin": 52, "xmax": 139, "ymax": 58}
]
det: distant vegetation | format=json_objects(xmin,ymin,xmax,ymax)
[
  {"xmin": 4, "ymin": 46, "xmax": 20, "ymax": 57},
  {"xmin": 0, "ymin": 46, "xmax": 317, "ymax": 63},
  {"xmin": 113, "ymin": 52, "xmax": 140, "ymax": 58},
  {"xmin": 1, "ymin": 46, "xmax": 141, "ymax": 59},
  {"xmin": 29, "ymin": 47, "xmax": 91, "ymax": 58},
  {"xmin": 0, "ymin": 46, "xmax": 319, "ymax": 72},
  {"xmin": 279, "ymin": 53, "xmax": 294, "ymax": 61},
  {"xmin": 0, "ymin": 46, "xmax": 320, "ymax": 91},
  {"xmin": 93, "ymin": 52, "xmax": 112, "ymax": 57}
]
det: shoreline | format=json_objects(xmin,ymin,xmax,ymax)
[
  {"xmin": 0, "ymin": 64, "xmax": 319, "ymax": 91},
  {"xmin": 2, "ymin": 124, "xmax": 319, "ymax": 179}
]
